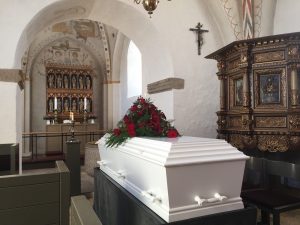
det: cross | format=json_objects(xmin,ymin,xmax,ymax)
[{"xmin": 189, "ymin": 23, "xmax": 209, "ymax": 55}]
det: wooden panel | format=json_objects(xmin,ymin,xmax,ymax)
[
  {"xmin": 0, "ymin": 202, "xmax": 59, "ymax": 225},
  {"xmin": 58, "ymin": 160, "xmax": 70, "ymax": 225},
  {"xmin": 0, "ymin": 182, "xmax": 59, "ymax": 210},
  {"xmin": 70, "ymin": 195, "xmax": 102, "ymax": 225},
  {"xmin": 254, "ymin": 51, "xmax": 285, "ymax": 63},
  {"xmin": 47, "ymin": 124, "xmax": 62, "ymax": 153},
  {"xmin": 0, "ymin": 172, "xmax": 59, "ymax": 187},
  {"xmin": 255, "ymin": 117, "xmax": 287, "ymax": 128}
]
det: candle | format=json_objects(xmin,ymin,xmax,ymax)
[
  {"xmin": 84, "ymin": 97, "xmax": 87, "ymax": 110},
  {"xmin": 54, "ymin": 97, "xmax": 57, "ymax": 110},
  {"xmin": 70, "ymin": 112, "xmax": 74, "ymax": 121}
]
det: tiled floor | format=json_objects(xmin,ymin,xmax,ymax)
[{"xmin": 281, "ymin": 209, "xmax": 300, "ymax": 225}]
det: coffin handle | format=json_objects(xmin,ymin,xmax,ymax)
[
  {"xmin": 116, "ymin": 170, "xmax": 126, "ymax": 179},
  {"xmin": 98, "ymin": 160, "xmax": 107, "ymax": 166},
  {"xmin": 141, "ymin": 191, "xmax": 162, "ymax": 203},
  {"xmin": 194, "ymin": 193, "xmax": 227, "ymax": 206}
]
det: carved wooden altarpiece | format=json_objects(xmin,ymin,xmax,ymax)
[
  {"xmin": 206, "ymin": 32, "xmax": 300, "ymax": 153},
  {"xmin": 46, "ymin": 63, "xmax": 94, "ymax": 123}
]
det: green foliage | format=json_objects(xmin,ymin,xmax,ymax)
[{"xmin": 105, "ymin": 96, "xmax": 179, "ymax": 147}]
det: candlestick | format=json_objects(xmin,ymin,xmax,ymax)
[
  {"xmin": 54, "ymin": 97, "xmax": 57, "ymax": 110},
  {"xmin": 84, "ymin": 97, "xmax": 87, "ymax": 110},
  {"xmin": 70, "ymin": 112, "xmax": 74, "ymax": 121},
  {"xmin": 54, "ymin": 109, "xmax": 58, "ymax": 124}
]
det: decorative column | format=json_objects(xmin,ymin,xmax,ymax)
[
  {"xmin": 219, "ymin": 75, "xmax": 226, "ymax": 111},
  {"xmin": 242, "ymin": 72, "xmax": 250, "ymax": 108},
  {"xmin": 290, "ymin": 64, "xmax": 298, "ymax": 106},
  {"xmin": 217, "ymin": 60, "xmax": 226, "ymax": 111}
]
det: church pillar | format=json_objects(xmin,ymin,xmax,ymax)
[
  {"xmin": 23, "ymin": 78, "xmax": 31, "ymax": 157},
  {"xmin": 103, "ymin": 80, "xmax": 120, "ymax": 129}
]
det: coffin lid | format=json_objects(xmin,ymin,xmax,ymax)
[{"xmin": 98, "ymin": 135, "xmax": 248, "ymax": 167}]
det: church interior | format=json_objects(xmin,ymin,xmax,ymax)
[{"xmin": 1, "ymin": 0, "xmax": 300, "ymax": 224}]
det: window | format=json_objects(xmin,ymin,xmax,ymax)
[{"xmin": 127, "ymin": 41, "xmax": 142, "ymax": 98}]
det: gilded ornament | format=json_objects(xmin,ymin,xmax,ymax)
[
  {"xmin": 217, "ymin": 118, "xmax": 227, "ymax": 129},
  {"xmin": 229, "ymin": 134, "xmax": 244, "ymax": 150},
  {"xmin": 289, "ymin": 115, "xmax": 300, "ymax": 129},
  {"xmin": 242, "ymin": 135, "xmax": 257, "ymax": 149},
  {"xmin": 217, "ymin": 61, "xmax": 225, "ymax": 71},
  {"xmin": 290, "ymin": 90, "xmax": 299, "ymax": 106},
  {"xmin": 240, "ymin": 54, "xmax": 247, "ymax": 63},
  {"xmin": 288, "ymin": 46, "xmax": 298, "ymax": 56},
  {"xmin": 242, "ymin": 115, "xmax": 253, "ymax": 129},
  {"xmin": 254, "ymin": 51, "xmax": 285, "ymax": 63},
  {"xmin": 257, "ymin": 135, "xmax": 289, "ymax": 152},
  {"xmin": 229, "ymin": 117, "xmax": 242, "ymax": 128},
  {"xmin": 290, "ymin": 136, "xmax": 300, "ymax": 150},
  {"xmin": 255, "ymin": 117, "xmax": 286, "ymax": 128}
]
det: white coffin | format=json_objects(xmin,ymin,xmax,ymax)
[{"xmin": 97, "ymin": 135, "xmax": 248, "ymax": 222}]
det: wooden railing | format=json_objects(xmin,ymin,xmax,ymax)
[{"xmin": 22, "ymin": 130, "xmax": 106, "ymax": 159}]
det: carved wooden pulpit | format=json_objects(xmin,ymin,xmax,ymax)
[{"xmin": 206, "ymin": 32, "xmax": 300, "ymax": 154}]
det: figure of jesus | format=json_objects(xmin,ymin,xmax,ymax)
[
  {"xmin": 49, "ymin": 98, "xmax": 54, "ymax": 112},
  {"xmin": 64, "ymin": 99, "xmax": 69, "ymax": 112},
  {"xmin": 79, "ymin": 76, "xmax": 83, "ymax": 89},
  {"xmin": 57, "ymin": 98, "xmax": 62, "ymax": 112},
  {"xmin": 57, "ymin": 75, "xmax": 62, "ymax": 88},
  {"xmin": 72, "ymin": 76, "xmax": 77, "ymax": 89},
  {"xmin": 79, "ymin": 98, "xmax": 84, "ymax": 112},
  {"xmin": 86, "ymin": 76, "xmax": 91, "ymax": 89},
  {"xmin": 64, "ymin": 75, "xmax": 69, "ymax": 88},
  {"xmin": 72, "ymin": 99, "xmax": 77, "ymax": 112},
  {"xmin": 48, "ymin": 75, "xmax": 54, "ymax": 88},
  {"xmin": 189, "ymin": 23, "xmax": 209, "ymax": 55}
]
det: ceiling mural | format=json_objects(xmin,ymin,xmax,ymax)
[
  {"xmin": 25, "ymin": 19, "xmax": 116, "ymax": 80},
  {"xmin": 219, "ymin": 0, "xmax": 262, "ymax": 40},
  {"xmin": 52, "ymin": 20, "xmax": 98, "ymax": 41},
  {"xmin": 44, "ymin": 39, "xmax": 93, "ymax": 65}
]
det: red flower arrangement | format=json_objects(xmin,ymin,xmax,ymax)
[{"xmin": 106, "ymin": 96, "xmax": 180, "ymax": 147}]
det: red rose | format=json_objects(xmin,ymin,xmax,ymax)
[
  {"xmin": 127, "ymin": 123, "xmax": 136, "ymax": 137},
  {"xmin": 139, "ymin": 97, "xmax": 146, "ymax": 104},
  {"xmin": 130, "ymin": 105, "xmax": 138, "ymax": 112},
  {"xmin": 167, "ymin": 129, "xmax": 178, "ymax": 138},
  {"xmin": 151, "ymin": 112, "xmax": 160, "ymax": 124},
  {"xmin": 123, "ymin": 115, "xmax": 131, "ymax": 124},
  {"xmin": 113, "ymin": 128, "xmax": 121, "ymax": 136}
]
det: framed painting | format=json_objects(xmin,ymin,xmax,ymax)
[
  {"xmin": 259, "ymin": 74, "xmax": 280, "ymax": 104},
  {"xmin": 254, "ymin": 68, "xmax": 286, "ymax": 109},
  {"xmin": 234, "ymin": 78, "xmax": 243, "ymax": 106}
]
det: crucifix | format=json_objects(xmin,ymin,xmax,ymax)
[{"xmin": 189, "ymin": 23, "xmax": 209, "ymax": 55}]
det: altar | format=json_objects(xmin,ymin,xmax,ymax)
[{"xmin": 94, "ymin": 169, "xmax": 257, "ymax": 225}]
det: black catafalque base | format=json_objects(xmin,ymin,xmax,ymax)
[{"xmin": 94, "ymin": 169, "xmax": 257, "ymax": 225}]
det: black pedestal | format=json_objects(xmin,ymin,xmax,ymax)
[
  {"xmin": 66, "ymin": 139, "xmax": 81, "ymax": 196},
  {"xmin": 94, "ymin": 168, "xmax": 257, "ymax": 225}
]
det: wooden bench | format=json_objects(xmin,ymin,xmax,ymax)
[
  {"xmin": 0, "ymin": 143, "xmax": 17, "ymax": 175},
  {"xmin": 0, "ymin": 160, "xmax": 70, "ymax": 225},
  {"xmin": 241, "ymin": 157, "xmax": 300, "ymax": 225}
]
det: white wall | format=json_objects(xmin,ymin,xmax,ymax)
[
  {"xmin": 273, "ymin": 0, "xmax": 300, "ymax": 34},
  {"xmin": 0, "ymin": 82, "xmax": 23, "ymax": 145},
  {"xmin": 4, "ymin": 0, "xmax": 298, "ymax": 139}
]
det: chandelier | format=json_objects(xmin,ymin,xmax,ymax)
[{"xmin": 133, "ymin": 0, "xmax": 171, "ymax": 16}]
